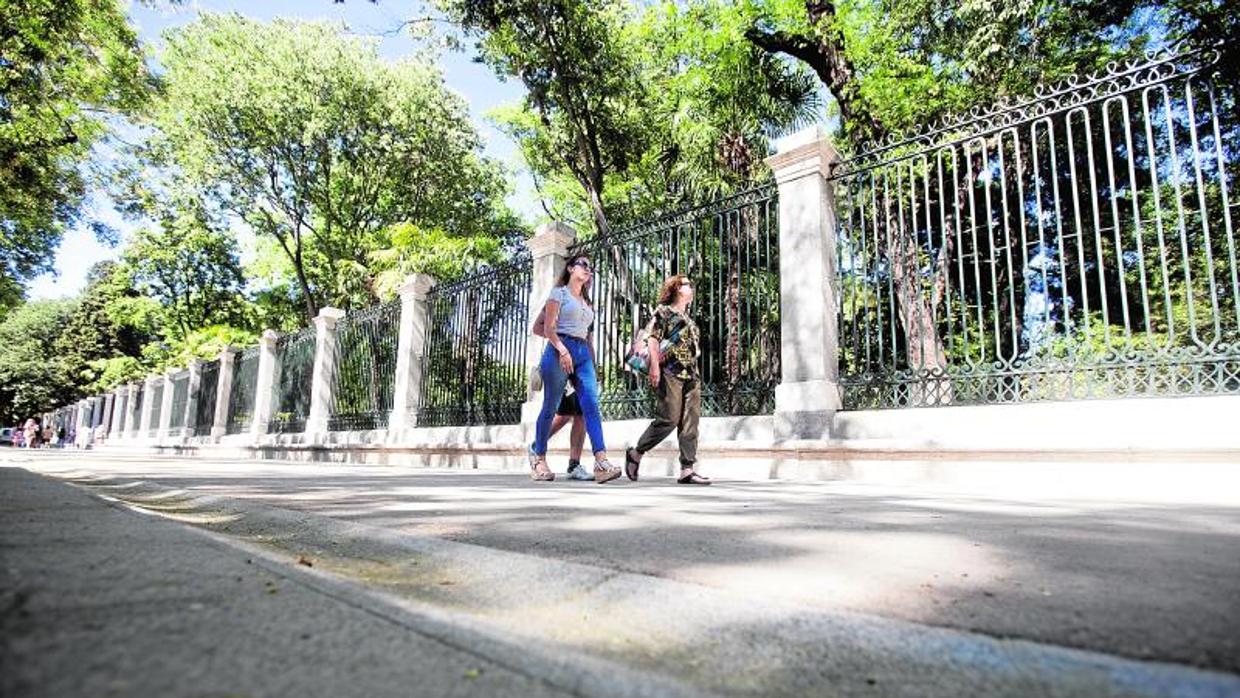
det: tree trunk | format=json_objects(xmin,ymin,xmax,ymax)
[{"xmin": 882, "ymin": 205, "xmax": 951, "ymax": 405}]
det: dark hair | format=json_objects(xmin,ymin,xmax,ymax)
[
  {"xmin": 657, "ymin": 274, "xmax": 692, "ymax": 305},
  {"xmin": 555, "ymin": 254, "xmax": 593, "ymax": 305}
]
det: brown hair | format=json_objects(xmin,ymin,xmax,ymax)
[
  {"xmin": 554, "ymin": 254, "xmax": 593, "ymax": 306},
  {"xmin": 657, "ymin": 274, "xmax": 691, "ymax": 305}
]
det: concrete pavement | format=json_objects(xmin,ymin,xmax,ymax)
[
  {"xmin": 0, "ymin": 466, "xmax": 646, "ymax": 698},
  {"xmin": 4, "ymin": 450, "xmax": 1240, "ymax": 697}
]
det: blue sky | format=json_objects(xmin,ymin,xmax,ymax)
[{"xmin": 29, "ymin": 0, "xmax": 533, "ymax": 300}]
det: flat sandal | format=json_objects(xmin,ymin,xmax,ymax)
[
  {"xmin": 594, "ymin": 459, "xmax": 621, "ymax": 484},
  {"xmin": 528, "ymin": 447, "xmax": 555, "ymax": 481}
]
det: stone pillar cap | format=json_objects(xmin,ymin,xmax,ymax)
[
  {"xmin": 766, "ymin": 125, "xmax": 840, "ymax": 183},
  {"xmin": 526, "ymin": 222, "xmax": 577, "ymax": 258},
  {"xmin": 398, "ymin": 273, "xmax": 436, "ymax": 300}
]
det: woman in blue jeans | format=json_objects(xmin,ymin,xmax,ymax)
[{"xmin": 529, "ymin": 254, "xmax": 621, "ymax": 484}]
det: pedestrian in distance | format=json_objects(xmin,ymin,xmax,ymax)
[{"xmin": 23, "ymin": 418, "xmax": 41, "ymax": 449}]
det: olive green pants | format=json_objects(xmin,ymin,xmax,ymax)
[{"xmin": 635, "ymin": 374, "xmax": 700, "ymax": 466}]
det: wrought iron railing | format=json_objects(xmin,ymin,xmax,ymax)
[
  {"xmin": 147, "ymin": 380, "xmax": 164, "ymax": 437},
  {"xmin": 194, "ymin": 359, "xmax": 220, "ymax": 433},
  {"xmin": 226, "ymin": 347, "xmax": 259, "ymax": 435},
  {"xmin": 568, "ymin": 185, "xmax": 781, "ymax": 419},
  {"xmin": 418, "ymin": 256, "xmax": 533, "ymax": 426},
  {"xmin": 832, "ymin": 47, "xmax": 1239, "ymax": 409},
  {"xmin": 169, "ymin": 370, "xmax": 190, "ymax": 430},
  {"xmin": 269, "ymin": 327, "xmax": 316, "ymax": 434},
  {"xmin": 329, "ymin": 300, "xmax": 399, "ymax": 431}
]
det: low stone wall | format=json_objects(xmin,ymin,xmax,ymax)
[{"xmin": 97, "ymin": 395, "xmax": 1240, "ymax": 500}]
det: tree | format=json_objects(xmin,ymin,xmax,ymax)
[
  {"xmin": 52, "ymin": 261, "xmax": 151, "ymax": 396},
  {"xmin": 0, "ymin": 0, "xmax": 151, "ymax": 308},
  {"xmin": 0, "ymin": 300, "xmax": 76, "ymax": 422},
  {"xmin": 732, "ymin": 0, "xmax": 1195, "ymax": 390},
  {"xmin": 117, "ymin": 206, "xmax": 250, "ymax": 341},
  {"xmin": 638, "ymin": 2, "xmax": 820, "ymax": 199},
  {"xmin": 150, "ymin": 14, "xmax": 513, "ymax": 321},
  {"xmin": 441, "ymin": 0, "xmax": 650, "ymax": 237}
]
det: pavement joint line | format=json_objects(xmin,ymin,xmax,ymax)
[
  {"xmin": 47, "ymin": 465, "xmax": 1240, "ymax": 698},
  {"xmin": 52, "ymin": 469, "xmax": 715, "ymax": 698}
]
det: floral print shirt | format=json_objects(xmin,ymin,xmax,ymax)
[{"xmin": 647, "ymin": 305, "xmax": 700, "ymax": 380}]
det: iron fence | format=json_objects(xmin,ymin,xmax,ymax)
[
  {"xmin": 169, "ymin": 370, "xmax": 190, "ymax": 430},
  {"xmin": 102, "ymin": 396, "xmax": 113, "ymax": 428},
  {"xmin": 52, "ymin": 407, "xmax": 72, "ymax": 437},
  {"xmin": 269, "ymin": 327, "xmax": 316, "ymax": 434},
  {"xmin": 195, "ymin": 360, "xmax": 220, "ymax": 433},
  {"xmin": 568, "ymin": 185, "xmax": 781, "ymax": 419},
  {"xmin": 418, "ymin": 257, "xmax": 533, "ymax": 427},
  {"xmin": 832, "ymin": 47, "xmax": 1239, "ymax": 409},
  {"xmin": 147, "ymin": 380, "xmax": 164, "ymax": 437},
  {"xmin": 90, "ymin": 396, "xmax": 103, "ymax": 428},
  {"xmin": 226, "ymin": 347, "xmax": 260, "ymax": 434},
  {"xmin": 330, "ymin": 300, "xmax": 400, "ymax": 431}
]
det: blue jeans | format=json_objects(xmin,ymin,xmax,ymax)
[{"xmin": 533, "ymin": 335, "xmax": 606, "ymax": 457}]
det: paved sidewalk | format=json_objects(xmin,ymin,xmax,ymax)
[
  {"xmin": 5, "ymin": 451, "xmax": 1240, "ymax": 697},
  {"xmin": 0, "ymin": 466, "xmax": 671, "ymax": 698}
]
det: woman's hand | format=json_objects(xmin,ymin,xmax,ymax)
[
  {"xmin": 559, "ymin": 349, "xmax": 575, "ymax": 374},
  {"xmin": 647, "ymin": 364, "xmax": 660, "ymax": 388}
]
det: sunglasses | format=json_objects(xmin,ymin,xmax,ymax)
[{"xmin": 573, "ymin": 261, "xmax": 593, "ymax": 271}]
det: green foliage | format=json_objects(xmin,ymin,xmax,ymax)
[
  {"xmin": 118, "ymin": 206, "xmax": 250, "ymax": 341},
  {"xmin": 0, "ymin": 0, "xmax": 151, "ymax": 308},
  {"xmin": 149, "ymin": 14, "xmax": 515, "ymax": 320},
  {"xmin": 83, "ymin": 355, "xmax": 146, "ymax": 393},
  {"xmin": 469, "ymin": 0, "xmax": 820, "ymax": 235},
  {"xmin": 53, "ymin": 262, "xmax": 151, "ymax": 387},
  {"xmin": 0, "ymin": 300, "xmax": 76, "ymax": 421},
  {"xmin": 442, "ymin": 0, "xmax": 650, "ymax": 236},
  {"xmin": 636, "ymin": 1, "xmax": 820, "ymax": 203},
  {"xmin": 369, "ymin": 223, "xmax": 506, "ymax": 297}
]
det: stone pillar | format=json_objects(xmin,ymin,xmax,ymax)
[
  {"xmin": 75, "ymin": 398, "xmax": 93, "ymax": 448},
  {"xmin": 184, "ymin": 360, "xmax": 202, "ymax": 438},
  {"xmin": 520, "ymin": 223, "xmax": 578, "ymax": 426},
  {"xmin": 123, "ymin": 382, "xmax": 141, "ymax": 438},
  {"xmin": 158, "ymin": 371, "xmax": 176, "ymax": 438},
  {"xmin": 250, "ymin": 331, "xmax": 280, "ymax": 439},
  {"xmin": 389, "ymin": 274, "xmax": 436, "ymax": 432},
  {"xmin": 110, "ymin": 386, "xmax": 128, "ymax": 440},
  {"xmin": 766, "ymin": 126, "xmax": 843, "ymax": 441},
  {"xmin": 211, "ymin": 349, "xmax": 237, "ymax": 438},
  {"xmin": 138, "ymin": 377, "xmax": 158, "ymax": 438},
  {"xmin": 304, "ymin": 307, "xmax": 346, "ymax": 440},
  {"xmin": 98, "ymin": 392, "xmax": 115, "ymax": 443}
]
